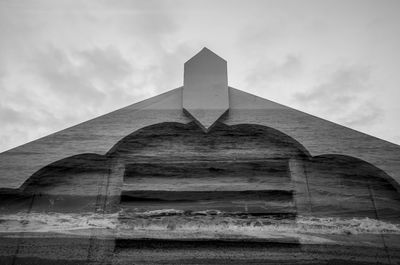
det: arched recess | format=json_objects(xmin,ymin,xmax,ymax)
[
  {"xmin": 20, "ymin": 153, "xmax": 110, "ymax": 195},
  {"xmin": 106, "ymin": 121, "xmax": 311, "ymax": 162},
  {"xmin": 303, "ymin": 154, "xmax": 400, "ymax": 221},
  {"xmin": 0, "ymin": 153, "xmax": 114, "ymax": 213},
  {"xmin": 107, "ymin": 121, "xmax": 311, "ymax": 218}
]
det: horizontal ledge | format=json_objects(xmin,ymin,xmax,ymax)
[
  {"xmin": 121, "ymin": 190, "xmax": 293, "ymax": 202},
  {"xmin": 115, "ymin": 238, "xmax": 301, "ymax": 250}
]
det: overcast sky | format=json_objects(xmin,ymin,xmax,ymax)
[{"xmin": 1, "ymin": 0, "xmax": 400, "ymax": 152}]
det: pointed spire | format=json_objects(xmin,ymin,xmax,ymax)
[{"xmin": 183, "ymin": 48, "xmax": 229, "ymax": 132}]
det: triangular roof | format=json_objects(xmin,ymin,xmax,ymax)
[{"xmin": 0, "ymin": 48, "xmax": 400, "ymax": 190}]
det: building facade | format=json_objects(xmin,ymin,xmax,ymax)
[{"xmin": 0, "ymin": 48, "xmax": 400, "ymax": 264}]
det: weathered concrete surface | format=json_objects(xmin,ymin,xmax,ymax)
[
  {"xmin": 1, "ymin": 85, "xmax": 400, "ymax": 191},
  {"xmin": 1, "ymin": 85, "xmax": 400, "ymax": 194},
  {"xmin": 1, "ymin": 236, "xmax": 398, "ymax": 265}
]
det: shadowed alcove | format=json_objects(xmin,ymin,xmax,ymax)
[
  {"xmin": 108, "ymin": 121, "xmax": 309, "ymax": 218},
  {"xmin": 0, "ymin": 154, "xmax": 112, "ymax": 213},
  {"xmin": 305, "ymin": 155, "xmax": 400, "ymax": 221}
]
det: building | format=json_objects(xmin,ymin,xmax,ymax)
[{"xmin": 0, "ymin": 48, "xmax": 399, "ymax": 264}]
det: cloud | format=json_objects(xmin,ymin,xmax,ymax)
[
  {"xmin": 0, "ymin": 0, "xmax": 192, "ymax": 152},
  {"xmin": 342, "ymin": 101, "xmax": 383, "ymax": 127},
  {"xmin": 246, "ymin": 55, "xmax": 302, "ymax": 85},
  {"xmin": 0, "ymin": 44, "xmax": 155, "ymax": 152},
  {"xmin": 293, "ymin": 65, "xmax": 383, "ymax": 128},
  {"xmin": 1, "ymin": 0, "xmax": 399, "ymax": 152}
]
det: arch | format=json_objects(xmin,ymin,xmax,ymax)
[
  {"xmin": 106, "ymin": 121, "xmax": 311, "ymax": 161},
  {"xmin": 305, "ymin": 154, "xmax": 400, "ymax": 220},
  {"xmin": 312, "ymin": 154, "xmax": 400, "ymax": 193},
  {"xmin": 0, "ymin": 153, "xmax": 112, "ymax": 213},
  {"xmin": 106, "ymin": 122, "xmax": 195, "ymax": 156},
  {"xmin": 108, "ymin": 121, "xmax": 311, "ymax": 218},
  {"xmin": 20, "ymin": 153, "xmax": 109, "ymax": 194},
  {"xmin": 227, "ymin": 123, "xmax": 311, "ymax": 158}
]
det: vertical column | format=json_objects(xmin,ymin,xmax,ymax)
[
  {"xmin": 3, "ymin": 195, "xmax": 35, "ymax": 265},
  {"xmin": 86, "ymin": 158, "xmax": 125, "ymax": 264},
  {"xmin": 368, "ymin": 181, "xmax": 397, "ymax": 264},
  {"xmin": 288, "ymin": 158, "xmax": 311, "ymax": 216}
]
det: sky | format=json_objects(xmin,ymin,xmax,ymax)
[{"xmin": 0, "ymin": 0, "xmax": 400, "ymax": 152}]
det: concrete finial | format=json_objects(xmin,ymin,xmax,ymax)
[{"xmin": 183, "ymin": 48, "xmax": 229, "ymax": 132}]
